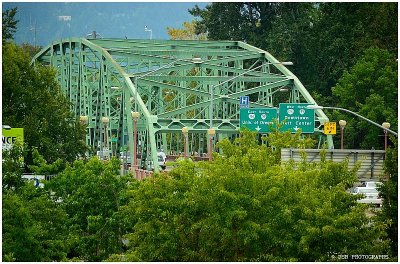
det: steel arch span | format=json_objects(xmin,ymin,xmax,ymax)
[{"xmin": 32, "ymin": 38, "xmax": 333, "ymax": 171}]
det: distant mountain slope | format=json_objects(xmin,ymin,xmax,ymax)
[{"xmin": 3, "ymin": 2, "xmax": 206, "ymax": 46}]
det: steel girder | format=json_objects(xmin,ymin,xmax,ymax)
[{"xmin": 32, "ymin": 38, "xmax": 333, "ymax": 171}]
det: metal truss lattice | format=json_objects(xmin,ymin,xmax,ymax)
[{"xmin": 33, "ymin": 38, "xmax": 333, "ymax": 171}]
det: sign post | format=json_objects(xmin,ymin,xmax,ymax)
[
  {"xmin": 278, "ymin": 103, "xmax": 315, "ymax": 133},
  {"xmin": 239, "ymin": 108, "xmax": 278, "ymax": 133}
]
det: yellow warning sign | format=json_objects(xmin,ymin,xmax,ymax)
[{"xmin": 324, "ymin": 122, "xmax": 337, "ymax": 135}]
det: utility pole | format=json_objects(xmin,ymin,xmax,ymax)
[{"xmin": 29, "ymin": 18, "xmax": 37, "ymax": 48}]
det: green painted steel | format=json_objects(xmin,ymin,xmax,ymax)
[{"xmin": 32, "ymin": 38, "xmax": 333, "ymax": 171}]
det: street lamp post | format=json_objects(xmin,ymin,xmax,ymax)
[
  {"xmin": 132, "ymin": 112, "xmax": 140, "ymax": 168},
  {"xmin": 80, "ymin": 115, "xmax": 89, "ymax": 157},
  {"xmin": 306, "ymin": 105, "xmax": 398, "ymax": 136},
  {"xmin": 182, "ymin": 127, "xmax": 189, "ymax": 158},
  {"xmin": 101, "ymin": 117, "xmax": 110, "ymax": 160},
  {"xmin": 207, "ymin": 128, "xmax": 216, "ymax": 161},
  {"xmin": 338, "ymin": 119, "xmax": 347, "ymax": 149},
  {"xmin": 382, "ymin": 122, "xmax": 390, "ymax": 151}
]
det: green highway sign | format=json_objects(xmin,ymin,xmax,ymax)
[
  {"xmin": 240, "ymin": 108, "xmax": 278, "ymax": 133},
  {"xmin": 279, "ymin": 103, "xmax": 315, "ymax": 133}
]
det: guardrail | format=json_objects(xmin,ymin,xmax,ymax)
[
  {"xmin": 22, "ymin": 173, "xmax": 56, "ymax": 181},
  {"xmin": 281, "ymin": 148, "xmax": 386, "ymax": 182}
]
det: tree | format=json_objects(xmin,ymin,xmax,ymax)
[
  {"xmin": 2, "ymin": 184, "xmax": 69, "ymax": 261},
  {"xmin": 3, "ymin": 192, "xmax": 38, "ymax": 262},
  {"xmin": 302, "ymin": 3, "xmax": 398, "ymax": 99},
  {"xmin": 167, "ymin": 20, "xmax": 207, "ymax": 40},
  {"xmin": 188, "ymin": 3, "xmax": 398, "ymax": 106},
  {"xmin": 117, "ymin": 130, "xmax": 389, "ymax": 261},
  {"xmin": 189, "ymin": 3, "xmax": 309, "ymax": 48},
  {"xmin": 2, "ymin": 142, "xmax": 25, "ymax": 191},
  {"xmin": 46, "ymin": 157, "xmax": 131, "ymax": 261},
  {"xmin": 2, "ymin": 42, "xmax": 88, "ymax": 167},
  {"xmin": 331, "ymin": 47, "xmax": 397, "ymax": 149},
  {"xmin": 2, "ymin": 7, "xmax": 18, "ymax": 43},
  {"xmin": 21, "ymin": 42, "xmax": 42, "ymax": 58},
  {"xmin": 3, "ymin": 145, "xmax": 132, "ymax": 261},
  {"xmin": 380, "ymin": 138, "xmax": 398, "ymax": 259},
  {"xmin": 28, "ymin": 148, "xmax": 65, "ymax": 175},
  {"xmin": 278, "ymin": 2, "xmax": 398, "ymax": 103},
  {"xmin": 2, "ymin": 142, "xmax": 70, "ymax": 261}
]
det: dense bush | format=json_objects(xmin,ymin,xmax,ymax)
[{"xmin": 117, "ymin": 130, "xmax": 389, "ymax": 261}]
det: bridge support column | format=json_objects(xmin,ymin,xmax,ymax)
[
  {"xmin": 199, "ymin": 135, "xmax": 204, "ymax": 157},
  {"xmin": 326, "ymin": 134, "xmax": 334, "ymax": 149},
  {"xmin": 162, "ymin": 133, "xmax": 168, "ymax": 153},
  {"xmin": 184, "ymin": 132, "xmax": 190, "ymax": 158},
  {"xmin": 125, "ymin": 89, "xmax": 135, "ymax": 166},
  {"xmin": 207, "ymin": 128, "xmax": 216, "ymax": 161},
  {"xmin": 206, "ymin": 133, "xmax": 210, "ymax": 158}
]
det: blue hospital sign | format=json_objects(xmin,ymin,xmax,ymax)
[{"xmin": 239, "ymin": 96, "xmax": 249, "ymax": 108}]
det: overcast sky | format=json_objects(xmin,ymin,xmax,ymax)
[{"xmin": 2, "ymin": 2, "xmax": 208, "ymax": 47}]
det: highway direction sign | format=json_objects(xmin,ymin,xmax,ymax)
[
  {"xmin": 279, "ymin": 103, "xmax": 315, "ymax": 133},
  {"xmin": 240, "ymin": 108, "xmax": 278, "ymax": 133}
]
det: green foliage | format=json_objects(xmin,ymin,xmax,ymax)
[
  {"xmin": 2, "ymin": 144, "xmax": 69, "ymax": 261},
  {"xmin": 20, "ymin": 42, "xmax": 42, "ymax": 58},
  {"xmin": 261, "ymin": 3, "xmax": 317, "ymax": 61},
  {"xmin": 190, "ymin": 3, "xmax": 314, "ymax": 52},
  {"xmin": 3, "ymin": 151, "xmax": 134, "ymax": 262},
  {"xmin": 28, "ymin": 148, "xmax": 65, "ymax": 175},
  {"xmin": 2, "ymin": 130, "xmax": 394, "ymax": 261},
  {"xmin": 2, "ymin": 142, "xmax": 25, "ymax": 191},
  {"xmin": 380, "ymin": 138, "xmax": 398, "ymax": 258},
  {"xmin": 189, "ymin": 2, "xmax": 397, "ymax": 112},
  {"xmin": 331, "ymin": 47, "xmax": 397, "ymax": 149},
  {"xmin": 262, "ymin": 124, "xmax": 315, "ymax": 163},
  {"xmin": 298, "ymin": 3, "xmax": 397, "ymax": 98},
  {"xmin": 217, "ymin": 127, "xmax": 314, "ymax": 165},
  {"xmin": 46, "ymin": 157, "xmax": 130, "ymax": 261},
  {"xmin": 2, "ymin": 184, "xmax": 69, "ymax": 261},
  {"xmin": 167, "ymin": 20, "xmax": 207, "ymax": 40},
  {"xmin": 2, "ymin": 7, "xmax": 18, "ymax": 43},
  {"xmin": 2, "ymin": 42, "xmax": 88, "ymax": 167},
  {"xmin": 119, "ymin": 130, "xmax": 389, "ymax": 261}
]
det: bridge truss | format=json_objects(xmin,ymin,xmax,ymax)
[{"xmin": 33, "ymin": 38, "xmax": 333, "ymax": 171}]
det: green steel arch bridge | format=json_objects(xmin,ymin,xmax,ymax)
[{"xmin": 32, "ymin": 38, "xmax": 333, "ymax": 171}]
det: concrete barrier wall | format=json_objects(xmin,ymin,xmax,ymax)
[{"xmin": 281, "ymin": 149, "xmax": 386, "ymax": 182}]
